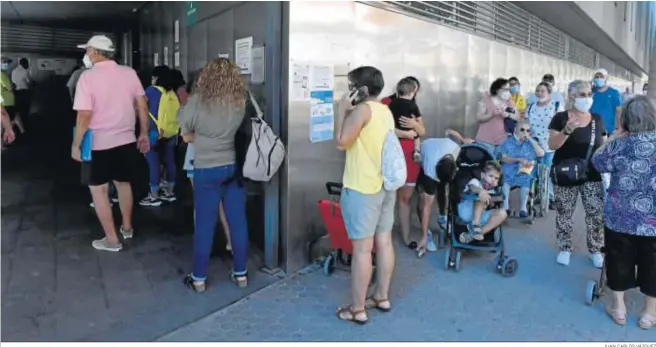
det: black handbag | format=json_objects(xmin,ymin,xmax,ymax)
[{"xmin": 551, "ymin": 119, "xmax": 596, "ymax": 187}]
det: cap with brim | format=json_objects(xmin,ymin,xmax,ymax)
[
  {"xmin": 595, "ymin": 68, "xmax": 608, "ymax": 77},
  {"xmin": 77, "ymin": 35, "xmax": 115, "ymax": 52}
]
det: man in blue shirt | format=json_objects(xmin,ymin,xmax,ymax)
[{"xmin": 590, "ymin": 68, "xmax": 623, "ymax": 135}]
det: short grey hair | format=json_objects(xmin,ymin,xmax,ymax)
[
  {"xmin": 396, "ymin": 77, "xmax": 418, "ymax": 97},
  {"xmin": 621, "ymin": 95, "xmax": 656, "ymax": 133},
  {"xmin": 93, "ymin": 48, "xmax": 115, "ymax": 60}
]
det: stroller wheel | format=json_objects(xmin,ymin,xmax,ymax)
[
  {"xmin": 501, "ymin": 258, "xmax": 518, "ymax": 277},
  {"xmin": 437, "ymin": 229, "xmax": 446, "ymax": 250},
  {"xmin": 323, "ymin": 253, "xmax": 336, "ymax": 276},
  {"xmin": 585, "ymin": 280, "xmax": 598, "ymax": 305},
  {"xmin": 444, "ymin": 249, "xmax": 453, "ymax": 271},
  {"xmin": 454, "ymin": 251, "xmax": 462, "ymax": 272}
]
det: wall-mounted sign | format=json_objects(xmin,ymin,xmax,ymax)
[
  {"xmin": 174, "ymin": 51, "xmax": 180, "ymax": 67},
  {"xmin": 235, "ymin": 36, "xmax": 253, "ymax": 74},
  {"xmin": 251, "ymin": 46, "xmax": 265, "ymax": 84},
  {"xmin": 154, "ymin": 53, "xmax": 159, "ymax": 66},
  {"xmin": 186, "ymin": 1, "xmax": 197, "ymax": 27},
  {"xmin": 174, "ymin": 20, "xmax": 180, "ymax": 43},
  {"xmin": 218, "ymin": 53, "xmax": 229, "ymax": 59},
  {"xmin": 163, "ymin": 47, "xmax": 169, "ymax": 66}
]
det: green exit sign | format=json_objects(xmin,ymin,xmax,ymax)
[{"xmin": 186, "ymin": 1, "xmax": 198, "ymax": 27}]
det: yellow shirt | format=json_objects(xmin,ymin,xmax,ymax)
[
  {"xmin": 1, "ymin": 71, "xmax": 15, "ymax": 107},
  {"xmin": 511, "ymin": 93, "xmax": 526, "ymax": 114},
  {"xmin": 342, "ymin": 101, "xmax": 394, "ymax": 194}
]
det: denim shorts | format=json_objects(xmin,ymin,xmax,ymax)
[
  {"xmin": 340, "ymin": 187, "xmax": 396, "ymax": 240},
  {"xmin": 458, "ymin": 200, "xmax": 493, "ymax": 225}
]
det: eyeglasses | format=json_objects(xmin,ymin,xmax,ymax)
[
  {"xmin": 575, "ymin": 92, "xmax": 593, "ymax": 98},
  {"xmin": 519, "ymin": 128, "xmax": 531, "ymax": 133}
]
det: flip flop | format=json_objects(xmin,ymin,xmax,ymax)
[
  {"xmin": 336, "ymin": 306, "xmax": 368, "ymax": 325},
  {"xmin": 638, "ymin": 314, "xmax": 656, "ymax": 330},
  {"xmin": 604, "ymin": 306, "xmax": 627, "ymax": 326},
  {"xmin": 365, "ymin": 296, "xmax": 392, "ymax": 313}
]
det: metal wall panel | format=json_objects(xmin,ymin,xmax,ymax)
[
  {"xmin": 283, "ymin": 0, "xmax": 634, "ymax": 273},
  {"xmin": 207, "ymin": 11, "xmax": 234, "ymax": 62}
]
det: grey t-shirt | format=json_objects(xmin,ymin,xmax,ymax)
[{"xmin": 178, "ymin": 94, "xmax": 245, "ymax": 169}]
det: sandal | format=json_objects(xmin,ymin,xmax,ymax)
[
  {"xmin": 365, "ymin": 296, "xmax": 392, "ymax": 313},
  {"xmin": 638, "ymin": 314, "xmax": 656, "ymax": 330},
  {"xmin": 604, "ymin": 306, "xmax": 627, "ymax": 326},
  {"xmin": 183, "ymin": 274, "xmax": 206, "ymax": 293},
  {"xmin": 336, "ymin": 305, "xmax": 368, "ymax": 325},
  {"xmin": 230, "ymin": 272, "xmax": 248, "ymax": 288}
]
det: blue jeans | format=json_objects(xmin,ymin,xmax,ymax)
[
  {"xmin": 541, "ymin": 152, "xmax": 554, "ymax": 200},
  {"xmin": 145, "ymin": 137, "xmax": 177, "ymax": 193},
  {"xmin": 192, "ymin": 164, "xmax": 248, "ymax": 281}
]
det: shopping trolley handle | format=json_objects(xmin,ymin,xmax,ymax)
[{"xmin": 325, "ymin": 182, "xmax": 343, "ymax": 196}]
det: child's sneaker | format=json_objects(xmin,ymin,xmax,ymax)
[
  {"xmin": 468, "ymin": 224, "xmax": 484, "ymax": 241},
  {"xmin": 439, "ymin": 215, "xmax": 447, "ymax": 225},
  {"xmin": 139, "ymin": 195, "xmax": 162, "ymax": 207},
  {"xmin": 412, "ymin": 150, "xmax": 421, "ymax": 163},
  {"xmin": 120, "ymin": 226, "xmax": 134, "ymax": 240},
  {"xmin": 426, "ymin": 229, "xmax": 438, "ymax": 252},
  {"xmin": 459, "ymin": 232, "xmax": 474, "ymax": 244},
  {"xmin": 160, "ymin": 191, "xmax": 177, "ymax": 203}
]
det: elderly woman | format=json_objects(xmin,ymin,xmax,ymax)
[
  {"xmin": 475, "ymin": 78, "xmax": 519, "ymax": 152},
  {"xmin": 548, "ymin": 79, "xmax": 606, "ymax": 268},
  {"xmin": 527, "ymin": 82, "xmax": 565, "ymax": 208},
  {"xmin": 592, "ymin": 95, "xmax": 656, "ymax": 329},
  {"xmin": 496, "ymin": 119, "xmax": 544, "ymax": 218}
]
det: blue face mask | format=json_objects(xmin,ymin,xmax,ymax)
[
  {"xmin": 510, "ymin": 85, "xmax": 520, "ymax": 94},
  {"xmin": 1, "ymin": 63, "xmax": 7, "ymax": 71},
  {"xmin": 593, "ymin": 78, "xmax": 606, "ymax": 88}
]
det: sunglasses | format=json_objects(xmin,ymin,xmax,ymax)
[{"xmin": 519, "ymin": 128, "xmax": 531, "ymax": 133}]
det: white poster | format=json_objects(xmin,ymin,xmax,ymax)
[
  {"xmin": 163, "ymin": 47, "xmax": 169, "ymax": 66},
  {"xmin": 310, "ymin": 64, "xmax": 334, "ymax": 90},
  {"xmin": 174, "ymin": 20, "xmax": 180, "ymax": 43},
  {"xmin": 235, "ymin": 36, "xmax": 253, "ymax": 74},
  {"xmin": 251, "ymin": 46, "xmax": 265, "ymax": 84},
  {"xmin": 218, "ymin": 53, "xmax": 229, "ymax": 59},
  {"xmin": 154, "ymin": 53, "xmax": 159, "ymax": 66},
  {"xmin": 174, "ymin": 51, "xmax": 180, "ymax": 67},
  {"xmin": 291, "ymin": 62, "xmax": 310, "ymax": 101}
]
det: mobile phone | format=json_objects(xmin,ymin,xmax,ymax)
[
  {"xmin": 351, "ymin": 86, "xmax": 369, "ymax": 106},
  {"xmin": 505, "ymin": 107, "xmax": 516, "ymax": 114}
]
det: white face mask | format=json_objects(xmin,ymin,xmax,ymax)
[
  {"xmin": 499, "ymin": 90, "xmax": 511, "ymax": 101},
  {"xmin": 82, "ymin": 54, "xmax": 93, "ymax": 68},
  {"xmin": 538, "ymin": 96, "xmax": 549, "ymax": 103},
  {"xmin": 574, "ymin": 97, "xmax": 594, "ymax": 113}
]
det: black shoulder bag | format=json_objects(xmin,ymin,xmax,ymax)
[{"xmin": 551, "ymin": 119, "xmax": 595, "ymax": 187}]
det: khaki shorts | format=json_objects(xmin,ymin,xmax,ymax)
[{"xmin": 340, "ymin": 187, "xmax": 396, "ymax": 240}]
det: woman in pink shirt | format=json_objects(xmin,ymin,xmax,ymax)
[{"xmin": 475, "ymin": 78, "xmax": 519, "ymax": 152}]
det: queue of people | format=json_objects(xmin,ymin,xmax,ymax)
[
  {"xmin": 69, "ymin": 35, "xmax": 252, "ymax": 292},
  {"xmin": 335, "ymin": 65, "xmax": 654, "ymax": 329}
]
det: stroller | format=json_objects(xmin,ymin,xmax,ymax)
[
  {"xmin": 441, "ymin": 143, "xmax": 518, "ymax": 277},
  {"xmin": 585, "ymin": 247, "xmax": 607, "ymax": 305},
  {"xmin": 316, "ymin": 182, "xmax": 377, "ymax": 284}
]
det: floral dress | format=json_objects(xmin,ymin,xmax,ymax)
[
  {"xmin": 496, "ymin": 136, "xmax": 538, "ymax": 188},
  {"xmin": 527, "ymin": 100, "xmax": 562, "ymax": 152}
]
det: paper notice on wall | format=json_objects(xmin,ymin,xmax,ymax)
[
  {"xmin": 154, "ymin": 53, "xmax": 159, "ymax": 66},
  {"xmin": 291, "ymin": 62, "xmax": 310, "ymax": 101},
  {"xmin": 174, "ymin": 20, "xmax": 180, "ymax": 43},
  {"xmin": 218, "ymin": 53, "xmax": 229, "ymax": 59},
  {"xmin": 174, "ymin": 51, "xmax": 180, "ymax": 67},
  {"xmin": 251, "ymin": 46, "xmax": 265, "ymax": 84},
  {"xmin": 37, "ymin": 59, "xmax": 52, "ymax": 71},
  {"xmin": 235, "ymin": 36, "xmax": 253, "ymax": 74},
  {"xmin": 309, "ymin": 64, "xmax": 334, "ymax": 90},
  {"xmin": 309, "ymin": 90, "xmax": 334, "ymax": 143},
  {"xmin": 163, "ymin": 47, "xmax": 169, "ymax": 66}
]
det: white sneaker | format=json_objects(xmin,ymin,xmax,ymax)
[
  {"xmin": 556, "ymin": 251, "xmax": 571, "ymax": 266},
  {"xmin": 590, "ymin": 252, "xmax": 604, "ymax": 269},
  {"xmin": 426, "ymin": 229, "xmax": 438, "ymax": 252},
  {"xmin": 90, "ymin": 201, "xmax": 113, "ymax": 208}
]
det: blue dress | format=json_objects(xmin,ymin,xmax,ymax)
[{"xmin": 496, "ymin": 136, "xmax": 538, "ymax": 188}]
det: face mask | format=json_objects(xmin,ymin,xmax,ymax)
[
  {"xmin": 82, "ymin": 54, "xmax": 93, "ymax": 68},
  {"xmin": 1, "ymin": 63, "xmax": 7, "ymax": 70},
  {"xmin": 499, "ymin": 91, "xmax": 511, "ymax": 101},
  {"xmin": 538, "ymin": 96, "xmax": 549, "ymax": 103},
  {"xmin": 510, "ymin": 86, "xmax": 520, "ymax": 94},
  {"xmin": 574, "ymin": 97, "xmax": 594, "ymax": 113},
  {"xmin": 593, "ymin": 78, "xmax": 606, "ymax": 88}
]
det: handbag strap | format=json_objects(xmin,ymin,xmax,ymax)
[
  {"xmin": 247, "ymin": 91, "xmax": 263, "ymax": 119},
  {"xmin": 584, "ymin": 119, "xmax": 596, "ymax": 162}
]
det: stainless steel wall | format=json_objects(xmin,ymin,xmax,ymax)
[{"xmin": 281, "ymin": 1, "xmax": 633, "ymax": 273}]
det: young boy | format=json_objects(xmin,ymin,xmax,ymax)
[
  {"xmin": 458, "ymin": 161, "xmax": 508, "ymax": 244},
  {"xmin": 387, "ymin": 77, "xmax": 423, "ymax": 162}
]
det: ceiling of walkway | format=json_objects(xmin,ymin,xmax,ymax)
[{"xmin": 1, "ymin": 1, "xmax": 145, "ymax": 30}]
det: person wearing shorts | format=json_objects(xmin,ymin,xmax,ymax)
[{"xmin": 72, "ymin": 35, "xmax": 150, "ymax": 252}]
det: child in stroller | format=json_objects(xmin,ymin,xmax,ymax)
[{"xmin": 457, "ymin": 160, "xmax": 507, "ymax": 243}]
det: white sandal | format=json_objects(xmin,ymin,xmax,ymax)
[{"xmin": 638, "ymin": 314, "xmax": 656, "ymax": 330}]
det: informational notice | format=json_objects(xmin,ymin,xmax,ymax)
[
  {"xmin": 250, "ymin": 46, "xmax": 265, "ymax": 84},
  {"xmin": 310, "ymin": 64, "xmax": 334, "ymax": 90},
  {"xmin": 154, "ymin": 53, "xmax": 159, "ymax": 66},
  {"xmin": 163, "ymin": 47, "xmax": 169, "ymax": 66},
  {"xmin": 235, "ymin": 36, "xmax": 253, "ymax": 74},
  {"xmin": 291, "ymin": 62, "xmax": 310, "ymax": 101},
  {"xmin": 218, "ymin": 53, "xmax": 229, "ymax": 59},
  {"xmin": 174, "ymin": 20, "xmax": 180, "ymax": 43},
  {"xmin": 309, "ymin": 90, "xmax": 334, "ymax": 143},
  {"xmin": 174, "ymin": 51, "xmax": 180, "ymax": 67}
]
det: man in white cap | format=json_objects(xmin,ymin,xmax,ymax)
[{"xmin": 72, "ymin": 35, "xmax": 150, "ymax": 252}]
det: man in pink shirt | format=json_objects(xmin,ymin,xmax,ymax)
[{"xmin": 72, "ymin": 35, "xmax": 150, "ymax": 252}]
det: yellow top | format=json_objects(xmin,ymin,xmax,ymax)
[
  {"xmin": 511, "ymin": 93, "xmax": 526, "ymax": 114},
  {"xmin": 342, "ymin": 100, "xmax": 394, "ymax": 194},
  {"xmin": 1, "ymin": 71, "xmax": 15, "ymax": 107}
]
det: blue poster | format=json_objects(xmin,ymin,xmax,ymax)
[{"xmin": 309, "ymin": 90, "xmax": 334, "ymax": 143}]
